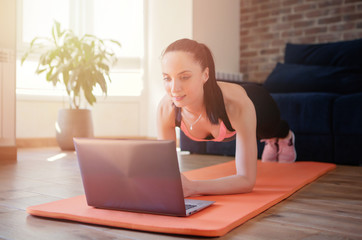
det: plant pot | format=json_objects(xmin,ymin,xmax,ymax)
[{"xmin": 55, "ymin": 109, "xmax": 94, "ymax": 150}]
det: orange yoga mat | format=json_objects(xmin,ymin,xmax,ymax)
[{"xmin": 27, "ymin": 161, "xmax": 335, "ymax": 237}]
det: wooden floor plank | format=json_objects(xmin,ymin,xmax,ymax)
[
  {"xmin": 264, "ymin": 208, "xmax": 362, "ymax": 239},
  {"xmin": 0, "ymin": 210, "xmax": 133, "ymax": 240},
  {"xmin": 223, "ymin": 217, "xmax": 353, "ymax": 240},
  {"xmin": 281, "ymin": 197, "xmax": 362, "ymax": 220}
]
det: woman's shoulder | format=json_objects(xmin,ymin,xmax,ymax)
[
  {"xmin": 217, "ymin": 81, "xmax": 249, "ymax": 106},
  {"xmin": 217, "ymin": 81, "xmax": 253, "ymax": 120}
]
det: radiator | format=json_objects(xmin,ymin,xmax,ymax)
[
  {"xmin": 216, "ymin": 71, "xmax": 244, "ymax": 83},
  {"xmin": 0, "ymin": 48, "xmax": 16, "ymax": 146}
]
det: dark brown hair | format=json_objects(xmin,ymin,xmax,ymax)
[{"xmin": 162, "ymin": 38, "xmax": 234, "ymax": 131}]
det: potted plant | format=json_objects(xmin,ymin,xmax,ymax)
[{"xmin": 21, "ymin": 21, "xmax": 121, "ymax": 150}]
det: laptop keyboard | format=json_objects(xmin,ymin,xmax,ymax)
[{"xmin": 185, "ymin": 204, "xmax": 197, "ymax": 210}]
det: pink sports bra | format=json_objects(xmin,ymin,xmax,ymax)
[{"xmin": 180, "ymin": 120, "xmax": 236, "ymax": 142}]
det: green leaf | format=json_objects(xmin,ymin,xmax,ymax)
[
  {"xmin": 63, "ymin": 70, "xmax": 69, "ymax": 87},
  {"xmin": 55, "ymin": 20, "xmax": 61, "ymax": 38},
  {"xmin": 84, "ymin": 90, "xmax": 96, "ymax": 106},
  {"xmin": 29, "ymin": 37, "xmax": 40, "ymax": 48},
  {"xmin": 35, "ymin": 68, "xmax": 47, "ymax": 74},
  {"xmin": 46, "ymin": 67, "xmax": 53, "ymax": 81},
  {"xmin": 95, "ymin": 71, "xmax": 107, "ymax": 94},
  {"xmin": 109, "ymin": 39, "xmax": 122, "ymax": 48},
  {"xmin": 52, "ymin": 21, "xmax": 59, "ymax": 44},
  {"xmin": 68, "ymin": 72, "xmax": 77, "ymax": 94},
  {"xmin": 47, "ymin": 49, "xmax": 60, "ymax": 64},
  {"xmin": 39, "ymin": 53, "xmax": 47, "ymax": 66},
  {"xmin": 97, "ymin": 62, "xmax": 109, "ymax": 72},
  {"xmin": 21, "ymin": 52, "xmax": 29, "ymax": 65}
]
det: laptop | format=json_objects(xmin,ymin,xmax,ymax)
[{"xmin": 73, "ymin": 138, "xmax": 214, "ymax": 217}]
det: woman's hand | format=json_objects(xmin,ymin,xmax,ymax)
[{"xmin": 180, "ymin": 173, "xmax": 195, "ymax": 197}]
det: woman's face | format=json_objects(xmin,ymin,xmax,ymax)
[{"xmin": 161, "ymin": 51, "xmax": 209, "ymax": 108}]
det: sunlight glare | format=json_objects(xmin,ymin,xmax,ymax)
[
  {"xmin": 47, "ymin": 153, "xmax": 67, "ymax": 162},
  {"xmin": 55, "ymin": 122, "xmax": 61, "ymax": 134}
]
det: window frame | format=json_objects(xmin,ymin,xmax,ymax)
[{"xmin": 16, "ymin": 0, "xmax": 146, "ymax": 100}]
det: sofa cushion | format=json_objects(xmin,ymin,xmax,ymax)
[
  {"xmin": 271, "ymin": 93, "xmax": 340, "ymax": 134},
  {"xmin": 333, "ymin": 93, "xmax": 362, "ymax": 135},
  {"xmin": 263, "ymin": 63, "xmax": 362, "ymax": 94},
  {"xmin": 334, "ymin": 135, "xmax": 362, "ymax": 165},
  {"xmin": 284, "ymin": 38, "xmax": 362, "ymax": 68},
  {"xmin": 297, "ymin": 134, "xmax": 335, "ymax": 163}
]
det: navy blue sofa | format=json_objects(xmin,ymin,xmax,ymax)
[{"xmin": 180, "ymin": 39, "xmax": 362, "ymax": 166}]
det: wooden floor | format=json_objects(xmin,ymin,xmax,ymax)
[{"xmin": 1, "ymin": 148, "xmax": 361, "ymax": 240}]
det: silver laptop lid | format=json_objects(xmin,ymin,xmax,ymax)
[{"xmin": 74, "ymin": 138, "xmax": 187, "ymax": 216}]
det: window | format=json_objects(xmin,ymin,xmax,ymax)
[{"xmin": 16, "ymin": 0, "xmax": 144, "ymax": 97}]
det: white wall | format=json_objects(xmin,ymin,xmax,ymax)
[
  {"xmin": 92, "ymin": 98, "xmax": 141, "ymax": 137},
  {"xmin": 16, "ymin": 98, "xmax": 63, "ymax": 138},
  {"xmin": 193, "ymin": 0, "xmax": 240, "ymax": 73},
  {"xmin": 16, "ymin": 96, "xmax": 142, "ymax": 138},
  {"xmin": 145, "ymin": 0, "xmax": 193, "ymax": 138},
  {"xmin": 0, "ymin": 0, "xmax": 16, "ymax": 146}
]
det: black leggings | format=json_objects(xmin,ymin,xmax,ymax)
[{"xmin": 241, "ymin": 83, "xmax": 290, "ymax": 140}]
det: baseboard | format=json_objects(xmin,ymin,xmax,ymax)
[
  {"xmin": 0, "ymin": 146, "xmax": 17, "ymax": 161},
  {"xmin": 16, "ymin": 138, "xmax": 58, "ymax": 148}
]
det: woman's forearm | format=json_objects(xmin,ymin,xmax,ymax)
[{"xmin": 185, "ymin": 174, "xmax": 255, "ymax": 196}]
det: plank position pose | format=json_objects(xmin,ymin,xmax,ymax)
[{"xmin": 157, "ymin": 39, "xmax": 296, "ymax": 197}]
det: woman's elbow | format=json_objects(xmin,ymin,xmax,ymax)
[
  {"xmin": 244, "ymin": 183, "xmax": 255, "ymax": 193},
  {"xmin": 242, "ymin": 181, "xmax": 255, "ymax": 193},
  {"xmin": 236, "ymin": 175, "xmax": 255, "ymax": 193}
]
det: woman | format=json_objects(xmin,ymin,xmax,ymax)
[{"xmin": 157, "ymin": 39, "xmax": 296, "ymax": 197}]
